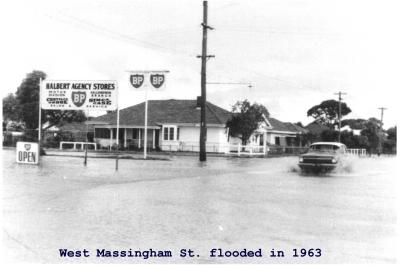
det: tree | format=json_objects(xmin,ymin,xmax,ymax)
[
  {"xmin": 2, "ymin": 93, "xmax": 19, "ymax": 122},
  {"xmin": 294, "ymin": 121, "xmax": 304, "ymax": 127},
  {"xmin": 341, "ymin": 118, "xmax": 368, "ymax": 130},
  {"xmin": 13, "ymin": 70, "xmax": 86, "ymax": 130},
  {"xmin": 386, "ymin": 126, "xmax": 396, "ymax": 141},
  {"xmin": 226, "ymin": 100, "xmax": 269, "ymax": 145},
  {"xmin": 383, "ymin": 126, "xmax": 396, "ymax": 154},
  {"xmin": 295, "ymin": 131, "xmax": 318, "ymax": 146},
  {"xmin": 320, "ymin": 129, "xmax": 339, "ymax": 142},
  {"xmin": 307, "ymin": 99, "xmax": 351, "ymax": 128},
  {"xmin": 360, "ymin": 118, "xmax": 381, "ymax": 153}
]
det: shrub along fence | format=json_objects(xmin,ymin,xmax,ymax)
[{"xmin": 3, "ymin": 129, "xmax": 94, "ymax": 149}]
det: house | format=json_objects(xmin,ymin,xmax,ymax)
[
  {"xmin": 248, "ymin": 117, "xmax": 308, "ymax": 147},
  {"xmin": 89, "ymin": 99, "xmax": 306, "ymax": 152},
  {"xmin": 90, "ymin": 99, "xmax": 232, "ymax": 152},
  {"xmin": 341, "ymin": 125, "xmax": 361, "ymax": 135}
]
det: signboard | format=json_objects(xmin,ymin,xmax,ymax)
[
  {"xmin": 41, "ymin": 80, "xmax": 118, "ymax": 110},
  {"xmin": 16, "ymin": 142, "xmax": 39, "ymax": 164},
  {"xmin": 129, "ymin": 72, "xmax": 167, "ymax": 90}
]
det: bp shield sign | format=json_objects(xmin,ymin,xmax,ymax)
[
  {"xmin": 16, "ymin": 142, "xmax": 39, "ymax": 164},
  {"xmin": 130, "ymin": 74, "xmax": 145, "ymax": 88},
  {"xmin": 129, "ymin": 71, "xmax": 167, "ymax": 90},
  {"xmin": 150, "ymin": 74, "xmax": 165, "ymax": 89},
  {"xmin": 71, "ymin": 91, "xmax": 87, "ymax": 107}
]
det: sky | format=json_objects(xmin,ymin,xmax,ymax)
[{"xmin": 1, "ymin": 0, "xmax": 399, "ymax": 129}]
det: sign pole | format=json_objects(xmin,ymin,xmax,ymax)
[
  {"xmin": 144, "ymin": 87, "xmax": 148, "ymax": 159},
  {"xmin": 127, "ymin": 70, "xmax": 168, "ymax": 159},
  {"xmin": 115, "ymin": 87, "xmax": 120, "ymax": 171},
  {"xmin": 84, "ymin": 110, "xmax": 89, "ymax": 165},
  {"xmin": 38, "ymin": 78, "xmax": 42, "ymax": 163}
]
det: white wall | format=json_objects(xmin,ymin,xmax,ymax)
[{"xmin": 159, "ymin": 126, "xmax": 229, "ymax": 153}]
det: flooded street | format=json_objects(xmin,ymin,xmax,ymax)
[{"xmin": 2, "ymin": 150, "xmax": 397, "ymax": 263}]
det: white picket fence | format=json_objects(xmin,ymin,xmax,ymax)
[
  {"xmin": 234, "ymin": 143, "xmax": 267, "ymax": 156},
  {"xmin": 347, "ymin": 148, "xmax": 367, "ymax": 156}
]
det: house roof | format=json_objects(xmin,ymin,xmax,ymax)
[
  {"xmin": 91, "ymin": 99, "xmax": 232, "ymax": 126},
  {"xmin": 58, "ymin": 122, "xmax": 94, "ymax": 132},
  {"xmin": 305, "ymin": 121, "xmax": 330, "ymax": 134},
  {"xmin": 285, "ymin": 122, "xmax": 309, "ymax": 133},
  {"xmin": 267, "ymin": 117, "xmax": 305, "ymax": 133}
]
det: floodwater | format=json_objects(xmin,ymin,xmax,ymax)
[{"xmin": 2, "ymin": 150, "xmax": 397, "ymax": 263}]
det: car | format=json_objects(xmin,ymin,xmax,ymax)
[{"xmin": 298, "ymin": 142, "xmax": 347, "ymax": 173}]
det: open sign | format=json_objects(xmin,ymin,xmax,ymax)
[{"xmin": 16, "ymin": 142, "xmax": 39, "ymax": 164}]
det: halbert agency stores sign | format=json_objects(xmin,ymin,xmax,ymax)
[
  {"xmin": 41, "ymin": 80, "xmax": 118, "ymax": 110},
  {"xmin": 16, "ymin": 142, "xmax": 39, "ymax": 164}
]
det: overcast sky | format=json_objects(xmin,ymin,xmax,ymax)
[{"xmin": 1, "ymin": 0, "xmax": 399, "ymax": 128}]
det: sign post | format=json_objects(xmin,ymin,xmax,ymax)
[
  {"xmin": 144, "ymin": 87, "xmax": 148, "ymax": 159},
  {"xmin": 128, "ymin": 71, "xmax": 168, "ymax": 159},
  {"xmin": 84, "ymin": 110, "xmax": 89, "ymax": 166},
  {"xmin": 115, "ymin": 93, "xmax": 120, "ymax": 170},
  {"xmin": 38, "ymin": 78, "xmax": 42, "ymax": 164},
  {"xmin": 41, "ymin": 80, "xmax": 118, "ymax": 166}
]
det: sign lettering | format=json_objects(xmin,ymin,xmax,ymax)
[
  {"xmin": 16, "ymin": 142, "xmax": 39, "ymax": 164},
  {"xmin": 41, "ymin": 80, "xmax": 118, "ymax": 110}
]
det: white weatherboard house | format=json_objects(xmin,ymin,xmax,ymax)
[{"xmin": 90, "ymin": 99, "xmax": 305, "ymax": 153}]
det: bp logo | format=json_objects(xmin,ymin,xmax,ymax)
[
  {"xmin": 150, "ymin": 74, "xmax": 165, "ymax": 89},
  {"xmin": 71, "ymin": 91, "xmax": 87, "ymax": 107},
  {"xmin": 130, "ymin": 74, "xmax": 145, "ymax": 88},
  {"xmin": 24, "ymin": 144, "xmax": 31, "ymax": 151}
]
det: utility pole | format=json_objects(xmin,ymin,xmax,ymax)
[
  {"xmin": 197, "ymin": 0, "xmax": 214, "ymax": 161},
  {"xmin": 334, "ymin": 91, "xmax": 347, "ymax": 143},
  {"xmin": 377, "ymin": 107, "xmax": 387, "ymax": 156}
]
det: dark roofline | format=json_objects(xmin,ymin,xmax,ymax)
[{"xmin": 91, "ymin": 99, "xmax": 232, "ymax": 126}]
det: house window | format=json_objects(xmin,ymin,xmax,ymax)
[
  {"xmin": 163, "ymin": 126, "xmax": 176, "ymax": 141},
  {"xmin": 275, "ymin": 137, "xmax": 280, "ymax": 146},
  {"xmin": 95, "ymin": 128, "xmax": 110, "ymax": 138}
]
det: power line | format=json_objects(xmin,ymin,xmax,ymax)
[
  {"xmin": 207, "ymin": 82, "xmax": 253, "ymax": 90},
  {"xmin": 44, "ymin": 10, "xmax": 334, "ymax": 101},
  {"xmin": 44, "ymin": 13, "xmax": 197, "ymax": 57}
]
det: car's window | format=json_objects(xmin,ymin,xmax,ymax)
[{"xmin": 310, "ymin": 144, "xmax": 339, "ymax": 152}]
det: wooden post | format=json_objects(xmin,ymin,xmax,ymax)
[
  {"xmin": 124, "ymin": 128, "xmax": 127, "ymax": 148},
  {"xmin": 38, "ymin": 78, "xmax": 42, "ymax": 163}
]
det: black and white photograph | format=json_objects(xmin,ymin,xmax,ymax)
[{"xmin": 1, "ymin": 0, "xmax": 398, "ymax": 263}]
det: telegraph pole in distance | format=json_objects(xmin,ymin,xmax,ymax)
[
  {"xmin": 334, "ymin": 91, "xmax": 347, "ymax": 143},
  {"xmin": 377, "ymin": 107, "xmax": 387, "ymax": 156},
  {"xmin": 197, "ymin": 0, "xmax": 214, "ymax": 162}
]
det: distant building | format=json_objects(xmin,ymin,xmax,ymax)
[
  {"xmin": 341, "ymin": 125, "xmax": 361, "ymax": 135},
  {"xmin": 246, "ymin": 117, "xmax": 308, "ymax": 147}
]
